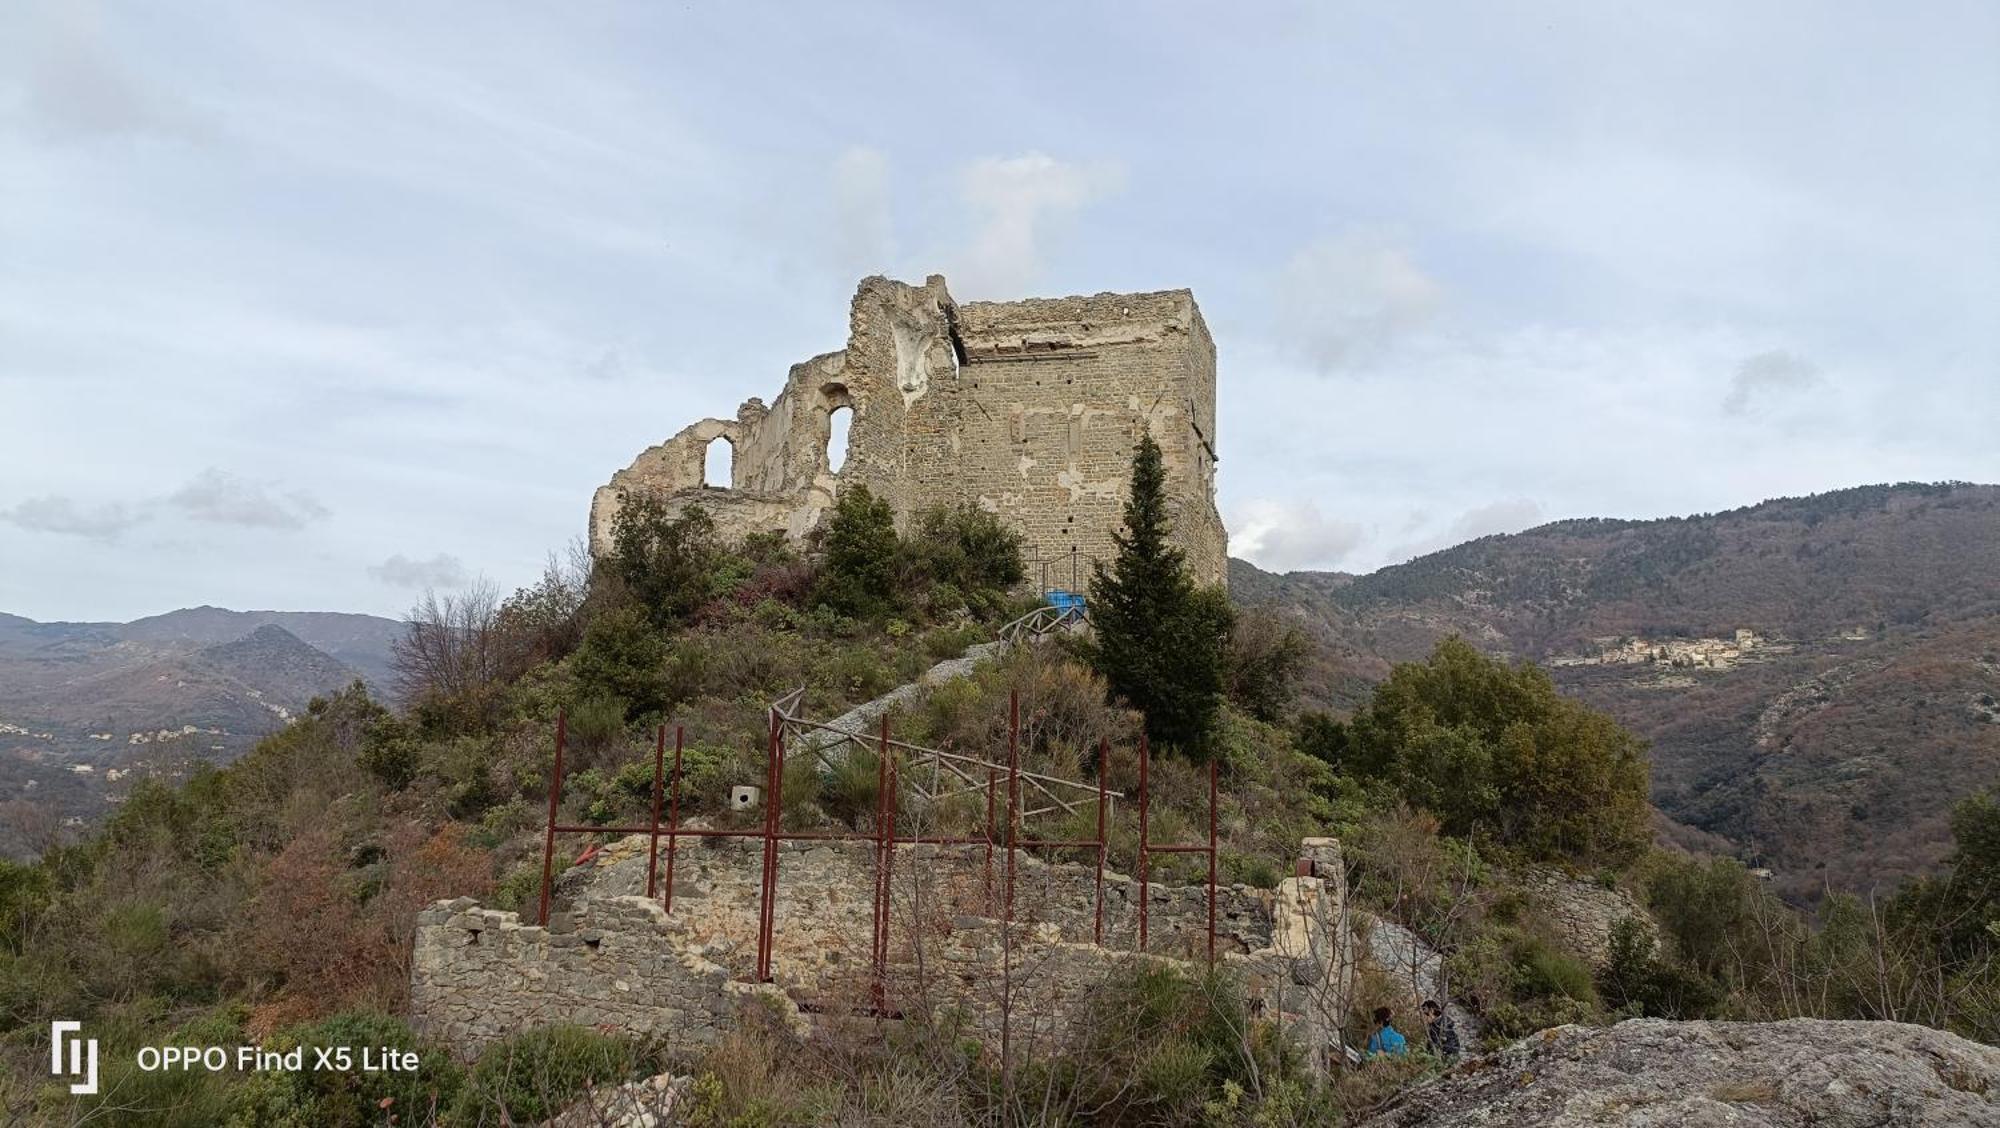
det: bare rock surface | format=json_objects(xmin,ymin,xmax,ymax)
[
  {"xmin": 1359, "ymin": 1018, "xmax": 2000, "ymax": 1127},
  {"xmin": 1361, "ymin": 913, "xmax": 1482, "ymax": 1049}
]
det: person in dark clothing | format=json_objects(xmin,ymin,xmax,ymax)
[{"xmin": 1421, "ymin": 999, "xmax": 1461, "ymax": 1059}]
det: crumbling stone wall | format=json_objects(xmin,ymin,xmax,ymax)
[
  {"xmin": 590, "ymin": 275, "xmax": 1227, "ymax": 587},
  {"xmin": 411, "ymin": 837, "xmax": 1351, "ymax": 1069},
  {"xmin": 1519, "ymin": 867, "xmax": 1651, "ymax": 965},
  {"xmin": 408, "ymin": 895, "xmax": 798, "ymax": 1058},
  {"xmin": 554, "ymin": 835, "xmax": 1271, "ymax": 994}
]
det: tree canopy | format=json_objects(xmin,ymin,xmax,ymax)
[{"xmin": 1342, "ymin": 636, "xmax": 1651, "ymax": 866}]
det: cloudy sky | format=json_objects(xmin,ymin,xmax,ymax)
[{"xmin": 3, "ymin": 2, "xmax": 1996, "ymax": 621}]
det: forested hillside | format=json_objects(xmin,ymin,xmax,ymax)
[{"xmin": 1233, "ymin": 482, "xmax": 2000, "ymax": 901}]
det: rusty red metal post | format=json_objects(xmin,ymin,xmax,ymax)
[
  {"xmin": 984, "ymin": 769, "xmax": 997, "ymax": 913},
  {"xmin": 755, "ymin": 708, "xmax": 783, "ymax": 982},
  {"xmin": 1094, "ymin": 737, "xmax": 1108, "ymax": 946},
  {"xmin": 662, "ymin": 726, "xmax": 685, "ymax": 912},
  {"xmin": 872, "ymin": 714, "xmax": 891, "ymax": 1001},
  {"xmin": 1207, "ymin": 758, "xmax": 1219, "ymax": 966},
  {"xmin": 644, "ymin": 725, "xmax": 666, "ymax": 899},
  {"xmin": 1005, "ymin": 689, "xmax": 1019, "ymax": 927},
  {"xmin": 875, "ymin": 715, "xmax": 899, "ymax": 1013},
  {"xmin": 1137, "ymin": 731, "xmax": 1150, "ymax": 953},
  {"xmin": 536, "ymin": 709, "xmax": 568, "ymax": 927}
]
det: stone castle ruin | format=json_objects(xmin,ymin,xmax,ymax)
[{"xmin": 590, "ymin": 275, "xmax": 1228, "ymax": 587}]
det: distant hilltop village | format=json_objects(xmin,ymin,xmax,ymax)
[
  {"xmin": 590, "ymin": 275, "xmax": 1228, "ymax": 588},
  {"xmin": 1551, "ymin": 629, "xmax": 1784, "ymax": 671}
]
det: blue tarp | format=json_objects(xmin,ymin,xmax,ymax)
[{"xmin": 1048, "ymin": 591, "xmax": 1086, "ymax": 615}]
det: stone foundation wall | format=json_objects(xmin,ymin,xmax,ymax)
[
  {"xmin": 411, "ymin": 837, "xmax": 1352, "ymax": 1069},
  {"xmin": 555, "ymin": 834, "xmax": 1272, "ymax": 994},
  {"xmin": 408, "ymin": 895, "xmax": 798, "ymax": 1058}
]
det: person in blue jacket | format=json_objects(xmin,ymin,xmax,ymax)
[{"xmin": 1366, "ymin": 1006, "xmax": 1408, "ymax": 1057}]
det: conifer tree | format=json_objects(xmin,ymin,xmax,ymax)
[{"xmin": 1088, "ymin": 434, "xmax": 1234, "ymax": 756}]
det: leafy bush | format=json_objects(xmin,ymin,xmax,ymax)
[
  {"xmin": 257, "ymin": 1011, "xmax": 465, "ymax": 1127},
  {"xmin": 606, "ymin": 494, "xmax": 728, "ymax": 627},
  {"xmin": 1342, "ymin": 637, "xmax": 1650, "ymax": 867},
  {"xmin": 1597, "ymin": 915, "xmax": 1722, "ymax": 1019},
  {"xmin": 904, "ymin": 503, "xmax": 1026, "ymax": 607},
  {"xmin": 571, "ymin": 605, "xmax": 669, "ymax": 719},
  {"xmin": 1226, "ymin": 608, "xmax": 1311, "ymax": 723},
  {"xmin": 358, "ymin": 715, "xmax": 421, "ymax": 790},
  {"xmin": 814, "ymin": 484, "xmax": 901, "ymax": 619},
  {"xmin": 452, "ymin": 1024, "xmax": 640, "ymax": 1124},
  {"xmin": 1509, "ymin": 935, "xmax": 1597, "ymax": 1004}
]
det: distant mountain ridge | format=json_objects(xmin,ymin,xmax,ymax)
[
  {"xmin": 0, "ymin": 606, "xmax": 404, "ymax": 857},
  {"xmin": 1232, "ymin": 481, "xmax": 2000, "ymax": 902}
]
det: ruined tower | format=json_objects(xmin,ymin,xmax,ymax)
[{"xmin": 590, "ymin": 274, "xmax": 1226, "ymax": 587}]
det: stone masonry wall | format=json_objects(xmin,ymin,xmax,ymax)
[
  {"xmin": 408, "ymin": 895, "xmax": 798, "ymax": 1059},
  {"xmin": 555, "ymin": 834, "xmax": 1272, "ymax": 996},
  {"xmin": 589, "ymin": 275, "xmax": 1227, "ymax": 587},
  {"xmin": 411, "ymin": 837, "xmax": 1351, "ymax": 1069}
]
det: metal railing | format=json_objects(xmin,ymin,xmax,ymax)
[{"xmin": 533, "ymin": 690, "xmax": 1222, "ymax": 1014}]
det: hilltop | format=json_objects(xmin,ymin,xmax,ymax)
[
  {"xmin": 0, "ymin": 608, "xmax": 402, "ymax": 856},
  {"xmin": 1233, "ymin": 481, "xmax": 2000, "ymax": 901}
]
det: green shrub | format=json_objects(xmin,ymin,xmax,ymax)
[
  {"xmin": 1342, "ymin": 636, "xmax": 1652, "ymax": 868},
  {"xmin": 606, "ymin": 495, "xmax": 727, "ymax": 627},
  {"xmin": 1226, "ymin": 608, "xmax": 1311, "ymax": 723},
  {"xmin": 566, "ymin": 694, "xmax": 629, "ymax": 758},
  {"xmin": 571, "ymin": 606, "xmax": 669, "ymax": 718},
  {"xmin": 358, "ymin": 715, "xmax": 421, "ymax": 790},
  {"xmin": 1510, "ymin": 935, "xmax": 1597, "ymax": 1004},
  {"xmin": 904, "ymin": 503, "xmax": 1026, "ymax": 601},
  {"xmin": 258, "ymin": 1011, "xmax": 465, "ymax": 1128},
  {"xmin": 814, "ymin": 485, "xmax": 901, "ymax": 619},
  {"xmin": 452, "ymin": 1024, "xmax": 640, "ymax": 1124},
  {"xmin": 492, "ymin": 861, "xmax": 544, "ymax": 913},
  {"xmin": 1598, "ymin": 915, "xmax": 1723, "ymax": 1019}
]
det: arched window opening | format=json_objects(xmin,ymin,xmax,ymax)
[
  {"xmin": 703, "ymin": 438, "xmax": 733, "ymax": 488},
  {"xmin": 826, "ymin": 405, "xmax": 853, "ymax": 474}
]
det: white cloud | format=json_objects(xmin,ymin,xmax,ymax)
[
  {"xmin": 368, "ymin": 553, "xmax": 470, "ymax": 589},
  {"xmin": 12, "ymin": 0, "xmax": 204, "ymax": 143},
  {"xmin": 167, "ymin": 469, "xmax": 329, "ymax": 530},
  {"xmin": 1392, "ymin": 498, "xmax": 1547, "ymax": 561},
  {"xmin": 1275, "ymin": 231, "xmax": 1442, "ymax": 371},
  {"xmin": 1723, "ymin": 350, "xmax": 1824, "ymax": 416},
  {"xmin": 1228, "ymin": 498, "xmax": 1366, "ymax": 572},
  {"xmin": 0, "ymin": 495, "xmax": 148, "ymax": 540},
  {"xmin": 951, "ymin": 153, "xmax": 1124, "ymax": 298}
]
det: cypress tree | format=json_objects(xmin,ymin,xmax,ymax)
[{"xmin": 1088, "ymin": 434, "xmax": 1234, "ymax": 756}]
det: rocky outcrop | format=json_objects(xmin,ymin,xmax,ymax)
[
  {"xmin": 1361, "ymin": 913, "xmax": 1482, "ymax": 1050},
  {"xmin": 546, "ymin": 1073, "xmax": 690, "ymax": 1128},
  {"xmin": 1359, "ymin": 1018, "xmax": 2000, "ymax": 1127}
]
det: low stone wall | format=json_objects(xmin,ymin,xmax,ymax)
[
  {"xmin": 413, "ymin": 837, "xmax": 1352, "ymax": 1071},
  {"xmin": 557, "ymin": 834, "xmax": 1274, "ymax": 994},
  {"xmin": 409, "ymin": 896, "xmax": 798, "ymax": 1058},
  {"xmin": 1519, "ymin": 867, "xmax": 1650, "ymax": 964}
]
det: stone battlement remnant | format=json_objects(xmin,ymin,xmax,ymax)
[{"xmin": 590, "ymin": 275, "xmax": 1227, "ymax": 586}]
